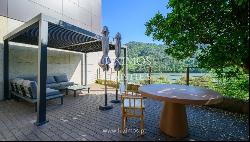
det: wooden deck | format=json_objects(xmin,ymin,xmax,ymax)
[{"xmin": 0, "ymin": 84, "xmax": 248, "ymax": 141}]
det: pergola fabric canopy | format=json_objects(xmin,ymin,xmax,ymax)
[{"xmin": 3, "ymin": 14, "xmax": 115, "ymax": 53}]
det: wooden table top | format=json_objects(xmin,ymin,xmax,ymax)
[{"xmin": 139, "ymin": 84, "xmax": 222, "ymax": 105}]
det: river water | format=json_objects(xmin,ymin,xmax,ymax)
[{"xmin": 126, "ymin": 72, "xmax": 210, "ymax": 83}]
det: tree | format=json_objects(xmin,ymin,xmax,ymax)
[{"xmin": 145, "ymin": 0, "xmax": 249, "ymax": 76}]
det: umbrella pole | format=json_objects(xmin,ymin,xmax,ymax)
[
  {"xmin": 116, "ymin": 71, "xmax": 118, "ymax": 100},
  {"xmin": 105, "ymin": 69, "xmax": 107, "ymax": 106},
  {"xmin": 99, "ymin": 66, "xmax": 113, "ymax": 110},
  {"xmin": 111, "ymin": 70, "xmax": 121, "ymax": 103}
]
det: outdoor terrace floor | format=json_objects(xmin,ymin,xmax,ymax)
[{"xmin": 0, "ymin": 84, "xmax": 249, "ymax": 141}]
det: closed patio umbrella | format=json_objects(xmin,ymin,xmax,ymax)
[
  {"xmin": 111, "ymin": 32, "xmax": 122, "ymax": 103},
  {"xmin": 99, "ymin": 26, "xmax": 113, "ymax": 110},
  {"xmin": 98, "ymin": 26, "xmax": 111, "ymax": 71},
  {"xmin": 114, "ymin": 32, "xmax": 122, "ymax": 71}
]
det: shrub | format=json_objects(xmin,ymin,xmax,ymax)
[
  {"xmin": 174, "ymin": 73, "xmax": 249, "ymax": 101},
  {"xmin": 155, "ymin": 75, "xmax": 171, "ymax": 84},
  {"xmin": 95, "ymin": 79, "xmax": 118, "ymax": 88},
  {"xmin": 175, "ymin": 76, "xmax": 186, "ymax": 85},
  {"xmin": 95, "ymin": 79, "xmax": 140, "ymax": 93},
  {"xmin": 175, "ymin": 75, "xmax": 213, "ymax": 87},
  {"xmin": 209, "ymin": 74, "xmax": 249, "ymax": 101},
  {"xmin": 138, "ymin": 75, "xmax": 171, "ymax": 84}
]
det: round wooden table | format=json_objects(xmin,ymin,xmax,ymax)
[{"xmin": 139, "ymin": 84, "xmax": 222, "ymax": 138}]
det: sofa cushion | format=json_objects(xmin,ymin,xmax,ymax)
[
  {"xmin": 32, "ymin": 88, "xmax": 60, "ymax": 99},
  {"xmin": 46, "ymin": 88, "xmax": 60, "ymax": 97},
  {"xmin": 22, "ymin": 80, "xmax": 32, "ymax": 98},
  {"xmin": 22, "ymin": 80, "xmax": 37, "ymax": 99},
  {"xmin": 54, "ymin": 74, "xmax": 69, "ymax": 83},
  {"xmin": 10, "ymin": 82, "xmax": 16, "ymax": 92},
  {"xmin": 10, "ymin": 78, "xmax": 22, "ymax": 92},
  {"xmin": 59, "ymin": 82, "xmax": 74, "ymax": 88},
  {"xmin": 46, "ymin": 83, "xmax": 61, "ymax": 89},
  {"xmin": 13, "ymin": 78, "xmax": 24, "ymax": 84},
  {"xmin": 15, "ymin": 78, "xmax": 25, "ymax": 95},
  {"xmin": 47, "ymin": 76, "xmax": 56, "ymax": 84}
]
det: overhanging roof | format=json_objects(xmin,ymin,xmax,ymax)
[{"xmin": 3, "ymin": 13, "xmax": 117, "ymax": 53}]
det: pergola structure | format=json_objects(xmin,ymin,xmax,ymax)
[{"xmin": 3, "ymin": 13, "xmax": 128, "ymax": 126}]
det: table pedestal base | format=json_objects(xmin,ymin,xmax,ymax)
[{"xmin": 160, "ymin": 102, "xmax": 188, "ymax": 137}]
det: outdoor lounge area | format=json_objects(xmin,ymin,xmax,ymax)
[
  {"xmin": 0, "ymin": 84, "xmax": 248, "ymax": 141},
  {"xmin": 2, "ymin": 13, "xmax": 127, "ymax": 126}
]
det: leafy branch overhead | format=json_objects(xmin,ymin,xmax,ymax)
[{"xmin": 145, "ymin": 0, "xmax": 249, "ymax": 76}]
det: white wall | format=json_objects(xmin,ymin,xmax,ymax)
[
  {"xmin": 87, "ymin": 50, "xmax": 117, "ymax": 84},
  {"xmin": 0, "ymin": 42, "xmax": 117, "ymax": 100},
  {"xmin": 0, "ymin": 0, "xmax": 102, "ymax": 34},
  {"xmin": 0, "ymin": 42, "xmax": 85, "ymax": 100}
]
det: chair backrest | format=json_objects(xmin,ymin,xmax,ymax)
[
  {"xmin": 125, "ymin": 84, "xmax": 140, "ymax": 96},
  {"xmin": 121, "ymin": 94, "xmax": 143, "ymax": 116},
  {"xmin": 121, "ymin": 84, "xmax": 144, "ymax": 117}
]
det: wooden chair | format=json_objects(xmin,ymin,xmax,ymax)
[{"xmin": 121, "ymin": 84, "xmax": 145, "ymax": 135}]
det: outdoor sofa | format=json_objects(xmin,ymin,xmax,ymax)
[
  {"xmin": 9, "ymin": 74, "xmax": 74, "ymax": 111},
  {"xmin": 18, "ymin": 74, "xmax": 74, "ymax": 90}
]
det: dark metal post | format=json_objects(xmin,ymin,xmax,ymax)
[
  {"xmin": 105, "ymin": 69, "xmax": 107, "ymax": 106},
  {"xmin": 111, "ymin": 70, "xmax": 121, "ymax": 103},
  {"xmin": 81, "ymin": 54, "xmax": 83, "ymax": 85},
  {"xmin": 85, "ymin": 53, "xmax": 87, "ymax": 86},
  {"xmin": 3, "ymin": 40, "xmax": 9, "ymax": 99},
  {"xmin": 148, "ymin": 66, "xmax": 152, "ymax": 84},
  {"xmin": 116, "ymin": 71, "xmax": 118, "ymax": 100},
  {"xmin": 186, "ymin": 67, "xmax": 190, "ymax": 86},
  {"xmin": 123, "ymin": 47, "xmax": 128, "ymax": 90},
  {"xmin": 35, "ymin": 20, "xmax": 48, "ymax": 126},
  {"xmin": 99, "ymin": 65, "xmax": 113, "ymax": 110}
]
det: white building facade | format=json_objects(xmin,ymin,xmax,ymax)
[{"xmin": 0, "ymin": 0, "xmax": 116, "ymax": 100}]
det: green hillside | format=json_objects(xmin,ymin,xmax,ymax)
[{"xmin": 125, "ymin": 41, "xmax": 207, "ymax": 73}]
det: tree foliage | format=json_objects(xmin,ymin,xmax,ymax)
[{"xmin": 145, "ymin": 0, "xmax": 249, "ymax": 77}]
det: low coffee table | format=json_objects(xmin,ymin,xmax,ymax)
[{"xmin": 66, "ymin": 85, "xmax": 90, "ymax": 97}]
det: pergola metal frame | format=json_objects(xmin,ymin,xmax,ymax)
[{"xmin": 3, "ymin": 13, "xmax": 127, "ymax": 126}]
